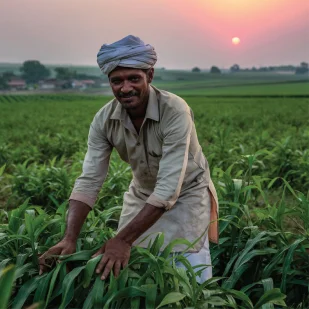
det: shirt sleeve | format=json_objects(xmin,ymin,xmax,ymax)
[
  {"xmin": 146, "ymin": 110, "xmax": 192, "ymax": 210},
  {"xmin": 69, "ymin": 116, "xmax": 112, "ymax": 208}
]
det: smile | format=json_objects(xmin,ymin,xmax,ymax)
[{"xmin": 121, "ymin": 95, "xmax": 136, "ymax": 99}]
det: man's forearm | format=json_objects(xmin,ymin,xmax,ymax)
[
  {"xmin": 63, "ymin": 199, "xmax": 91, "ymax": 242},
  {"xmin": 115, "ymin": 203, "xmax": 165, "ymax": 246}
]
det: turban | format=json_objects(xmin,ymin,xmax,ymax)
[{"xmin": 97, "ymin": 35, "xmax": 157, "ymax": 75}]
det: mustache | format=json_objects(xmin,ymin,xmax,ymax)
[{"xmin": 118, "ymin": 91, "xmax": 139, "ymax": 98}]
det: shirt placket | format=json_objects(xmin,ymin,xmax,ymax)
[
  {"xmin": 123, "ymin": 115, "xmax": 149, "ymax": 180},
  {"xmin": 136, "ymin": 130, "xmax": 149, "ymax": 178}
]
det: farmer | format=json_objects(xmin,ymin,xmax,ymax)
[{"xmin": 39, "ymin": 35, "xmax": 219, "ymax": 283}]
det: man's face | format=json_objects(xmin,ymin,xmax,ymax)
[{"xmin": 109, "ymin": 67, "xmax": 154, "ymax": 110}]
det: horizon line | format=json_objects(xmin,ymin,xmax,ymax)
[{"xmin": 0, "ymin": 61, "xmax": 307, "ymax": 71}]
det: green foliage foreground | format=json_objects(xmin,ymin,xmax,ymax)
[
  {"xmin": 0, "ymin": 95, "xmax": 309, "ymax": 308},
  {"xmin": 1, "ymin": 167, "xmax": 308, "ymax": 308}
]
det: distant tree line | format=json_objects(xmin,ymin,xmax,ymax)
[
  {"xmin": 229, "ymin": 62, "xmax": 308, "ymax": 74},
  {"xmin": 0, "ymin": 60, "xmax": 104, "ymax": 89},
  {"xmin": 295, "ymin": 62, "xmax": 309, "ymax": 74},
  {"xmin": 190, "ymin": 62, "xmax": 308, "ymax": 75},
  {"xmin": 1, "ymin": 59, "xmax": 308, "ymax": 91},
  {"xmin": 192, "ymin": 66, "xmax": 222, "ymax": 74},
  {"xmin": 54, "ymin": 67, "xmax": 102, "ymax": 81}
]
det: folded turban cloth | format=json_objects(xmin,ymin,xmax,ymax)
[{"xmin": 97, "ymin": 35, "xmax": 157, "ymax": 75}]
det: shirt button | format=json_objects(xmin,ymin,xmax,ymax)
[{"xmin": 136, "ymin": 142, "xmax": 141, "ymax": 146}]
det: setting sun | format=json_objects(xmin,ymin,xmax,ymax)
[{"xmin": 232, "ymin": 37, "xmax": 240, "ymax": 45}]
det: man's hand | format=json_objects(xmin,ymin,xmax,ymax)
[
  {"xmin": 38, "ymin": 200, "xmax": 90, "ymax": 275},
  {"xmin": 91, "ymin": 203, "xmax": 164, "ymax": 280},
  {"xmin": 38, "ymin": 238, "xmax": 76, "ymax": 275},
  {"xmin": 92, "ymin": 237, "xmax": 131, "ymax": 280}
]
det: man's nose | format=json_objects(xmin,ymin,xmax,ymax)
[{"xmin": 121, "ymin": 80, "xmax": 133, "ymax": 93}]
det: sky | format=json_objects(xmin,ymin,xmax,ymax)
[{"xmin": 0, "ymin": 0, "xmax": 308, "ymax": 69}]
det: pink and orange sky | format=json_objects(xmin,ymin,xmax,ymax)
[{"xmin": 0, "ymin": 0, "xmax": 308, "ymax": 69}]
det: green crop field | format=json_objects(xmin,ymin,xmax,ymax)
[
  {"xmin": 155, "ymin": 81, "xmax": 309, "ymax": 96},
  {"xmin": 0, "ymin": 85, "xmax": 309, "ymax": 308}
]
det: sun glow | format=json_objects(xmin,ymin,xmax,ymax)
[{"xmin": 232, "ymin": 37, "xmax": 240, "ymax": 45}]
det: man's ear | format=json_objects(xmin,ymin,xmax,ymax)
[{"xmin": 147, "ymin": 68, "xmax": 154, "ymax": 83}]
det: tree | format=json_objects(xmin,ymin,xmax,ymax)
[
  {"xmin": 54, "ymin": 67, "xmax": 77, "ymax": 80},
  {"xmin": 0, "ymin": 71, "xmax": 16, "ymax": 90},
  {"xmin": 295, "ymin": 62, "xmax": 309, "ymax": 75},
  {"xmin": 2, "ymin": 71, "xmax": 16, "ymax": 81},
  {"xmin": 210, "ymin": 66, "xmax": 221, "ymax": 74},
  {"xmin": 20, "ymin": 60, "xmax": 50, "ymax": 84},
  {"xmin": 192, "ymin": 67, "xmax": 201, "ymax": 73},
  {"xmin": 258, "ymin": 67, "xmax": 269, "ymax": 72},
  {"xmin": 0, "ymin": 76, "xmax": 9, "ymax": 90},
  {"xmin": 230, "ymin": 64, "xmax": 240, "ymax": 72}
]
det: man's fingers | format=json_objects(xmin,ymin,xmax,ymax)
[
  {"xmin": 39, "ymin": 253, "xmax": 52, "ymax": 275},
  {"xmin": 59, "ymin": 248, "xmax": 75, "ymax": 259},
  {"xmin": 92, "ymin": 250, "xmax": 101, "ymax": 258},
  {"xmin": 38, "ymin": 249, "xmax": 54, "ymax": 265},
  {"xmin": 92, "ymin": 244, "xmax": 106, "ymax": 258},
  {"xmin": 40, "ymin": 247, "xmax": 62, "ymax": 260},
  {"xmin": 38, "ymin": 247, "xmax": 61, "ymax": 275},
  {"xmin": 38, "ymin": 251, "xmax": 49, "ymax": 265},
  {"xmin": 57, "ymin": 250, "xmax": 71, "ymax": 263},
  {"xmin": 101, "ymin": 260, "xmax": 114, "ymax": 280},
  {"xmin": 39, "ymin": 254, "xmax": 46, "ymax": 275},
  {"xmin": 96, "ymin": 255, "xmax": 108, "ymax": 274},
  {"xmin": 122, "ymin": 259, "xmax": 128, "ymax": 269},
  {"xmin": 39, "ymin": 263, "xmax": 47, "ymax": 276},
  {"xmin": 113, "ymin": 261, "xmax": 121, "ymax": 278}
]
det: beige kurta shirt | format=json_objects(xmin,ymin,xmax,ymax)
[{"xmin": 70, "ymin": 86, "xmax": 219, "ymax": 252}]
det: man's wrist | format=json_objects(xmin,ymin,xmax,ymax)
[
  {"xmin": 114, "ymin": 203, "xmax": 164, "ymax": 247},
  {"xmin": 63, "ymin": 234, "xmax": 78, "ymax": 243},
  {"xmin": 114, "ymin": 234, "xmax": 133, "ymax": 247}
]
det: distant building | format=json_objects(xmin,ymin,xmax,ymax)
[
  {"xmin": 68, "ymin": 79, "xmax": 96, "ymax": 89},
  {"xmin": 36, "ymin": 78, "xmax": 99, "ymax": 91},
  {"xmin": 39, "ymin": 79, "xmax": 58, "ymax": 90},
  {"xmin": 39, "ymin": 79, "xmax": 71, "ymax": 90},
  {"xmin": 7, "ymin": 79, "xmax": 26, "ymax": 91},
  {"xmin": 97, "ymin": 81, "xmax": 110, "ymax": 87},
  {"xmin": 71, "ymin": 80, "xmax": 85, "ymax": 89},
  {"xmin": 80, "ymin": 80, "xmax": 96, "ymax": 88}
]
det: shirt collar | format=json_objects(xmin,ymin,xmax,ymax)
[
  {"xmin": 110, "ymin": 85, "xmax": 160, "ymax": 122},
  {"xmin": 110, "ymin": 99, "xmax": 124, "ymax": 120}
]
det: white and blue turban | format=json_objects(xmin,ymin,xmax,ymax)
[{"xmin": 97, "ymin": 35, "xmax": 157, "ymax": 75}]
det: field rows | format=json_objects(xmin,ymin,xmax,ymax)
[{"xmin": 0, "ymin": 94, "xmax": 308, "ymax": 308}]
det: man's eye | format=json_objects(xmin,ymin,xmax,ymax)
[
  {"xmin": 130, "ymin": 77, "xmax": 139, "ymax": 82},
  {"xmin": 112, "ymin": 80, "xmax": 121, "ymax": 85}
]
